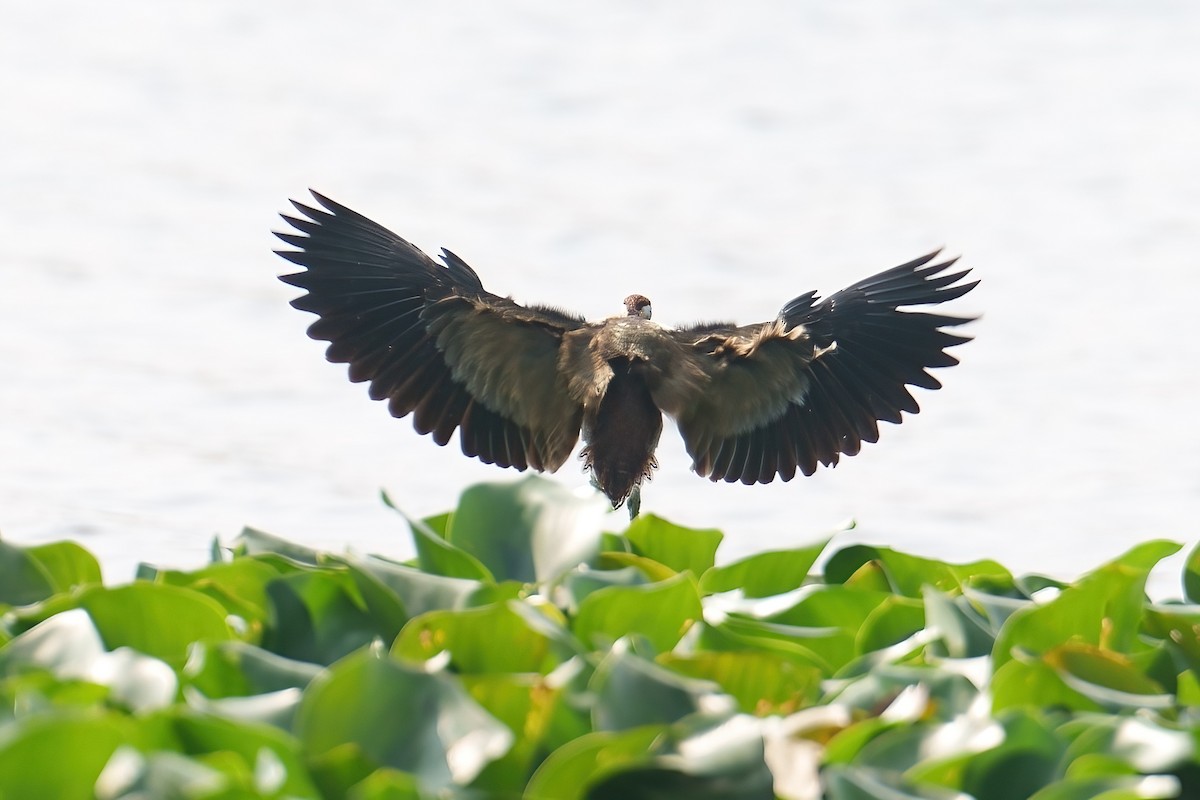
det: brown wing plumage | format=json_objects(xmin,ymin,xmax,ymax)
[
  {"xmin": 274, "ymin": 191, "xmax": 587, "ymax": 471},
  {"xmin": 667, "ymin": 251, "xmax": 977, "ymax": 484}
]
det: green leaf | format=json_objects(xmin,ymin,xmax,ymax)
[
  {"xmin": 824, "ymin": 764, "xmax": 971, "ymax": 799},
  {"xmin": 1184, "ymin": 540, "xmax": 1200, "ymax": 604},
  {"xmin": 991, "ymin": 658, "xmax": 1103, "ymax": 713},
  {"xmin": 0, "ymin": 608, "xmax": 177, "ymax": 713},
  {"xmin": 590, "ymin": 641, "xmax": 729, "ymax": 731},
  {"xmin": 230, "ymin": 526, "xmax": 323, "ymax": 566},
  {"xmin": 526, "ymin": 726, "xmax": 665, "ymax": 800},
  {"xmin": 585, "ymin": 715, "xmax": 774, "ymax": 799},
  {"xmin": 572, "ymin": 572, "xmax": 702, "ymax": 653},
  {"xmin": 825, "ymin": 544, "xmax": 1011, "ymax": 598},
  {"xmin": 392, "ymin": 601, "xmax": 576, "ymax": 674},
  {"xmin": 596, "ymin": 551, "xmax": 677, "ymax": 582},
  {"xmin": 623, "ymin": 514, "xmax": 723, "ymax": 577},
  {"xmin": 659, "ymin": 650, "xmax": 822, "ymax": 715},
  {"xmin": 341, "ymin": 553, "xmax": 489, "ymax": 617},
  {"xmin": 0, "ymin": 711, "xmax": 140, "ymax": 799},
  {"xmin": 262, "ymin": 570, "xmax": 387, "ymax": 665},
  {"xmin": 855, "ymin": 595, "xmax": 925, "ymax": 655},
  {"xmin": 761, "ymin": 585, "xmax": 897, "ymax": 671},
  {"xmin": 923, "ymin": 586, "xmax": 999, "ymax": 658},
  {"xmin": 992, "ymin": 541, "xmax": 1181, "ymax": 671},
  {"xmin": 164, "ymin": 709, "xmax": 320, "ymax": 798},
  {"xmin": 699, "ymin": 539, "xmax": 829, "ymax": 598},
  {"xmin": 153, "ymin": 557, "xmax": 280, "ymax": 629},
  {"xmin": 403, "ymin": 509, "xmax": 495, "ymax": 582},
  {"xmin": 461, "ymin": 672, "xmax": 564, "ymax": 794},
  {"xmin": 25, "ymin": 540, "xmax": 102, "ymax": 592},
  {"xmin": 184, "ymin": 640, "xmax": 322, "ymax": 699},
  {"xmin": 82, "ymin": 583, "xmax": 234, "ymax": 669},
  {"xmin": 0, "ymin": 538, "xmax": 58, "ymax": 606},
  {"xmin": 445, "ymin": 475, "xmax": 609, "ymax": 584},
  {"xmin": 958, "ymin": 710, "xmax": 1063, "ymax": 800},
  {"xmin": 295, "ymin": 646, "xmax": 512, "ymax": 792},
  {"xmin": 1044, "ymin": 643, "xmax": 1169, "ymax": 709}
]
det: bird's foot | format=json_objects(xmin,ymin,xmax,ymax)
[{"xmin": 627, "ymin": 486, "xmax": 641, "ymax": 519}]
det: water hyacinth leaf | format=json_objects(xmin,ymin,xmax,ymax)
[
  {"xmin": 392, "ymin": 601, "xmax": 571, "ymax": 674},
  {"xmin": 698, "ymin": 539, "xmax": 829, "ymax": 598},
  {"xmin": 343, "ymin": 553, "xmax": 488, "ymax": 618},
  {"xmin": 230, "ymin": 526, "xmax": 323, "ymax": 566},
  {"xmin": 856, "ymin": 595, "xmax": 926, "ymax": 655},
  {"xmin": 923, "ymin": 587, "xmax": 997, "ymax": 658},
  {"xmin": 1066, "ymin": 716, "xmax": 1195, "ymax": 774},
  {"xmin": 560, "ymin": 566, "xmax": 649, "ymax": 613},
  {"xmin": 402, "ymin": 508, "xmax": 495, "ymax": 582},
  {"xmin": 835, "ymin": 666, "xmax": 983, "ymax": 721},
  {"xmin": 659, "ymin": 650, "xmax": 822, "ymax": 716},
  {"xmin": 165, "ymin": 708, "xmax": 319, "ymax": 796},
  {"xmin": 295, "ymin": 647, "xmax": 513, "ymax": 792},
  {"xmin": 596, "ymin": 551, "xmax": 677, "ymax": 582},
  {"xmin": 444, "ymin": 475, "xmax": 609, "ymax": 584},
  {"xmin": 262, "ymin": 570, "xmax": 389, "ymax": 665},
  {"xmin": 96, "ymin": 748, "xmax": 240, "ymax": 800},
  {"xmin": 421, "ymin": 511, "xmax": 452, "ymax": 538},
  {"xmin": 763, "ymin": 585, "xmax": 897, "ymax": 671},
  {"xmin": 1044, "ymin": 643, "xmax": 1169, "ymax": 709},
  {"xmin": 0, "ymin": 608, "xmax": 177, "ymax": 713},
  {"xmin": 991, "ymin": 658, "xmax": 1102, "ymax": 713},
  {"xmin": 854, "ymin": 701, "xmax": 1003, "ymax": 779},
  {"xmin": 572, "ymin": 571, "xmax": 702, "ymax": 652},
  {"xmin": 25, "ymin": 540, "xmax": 103, "ymax": 593},
  {"xmin": 460, "ymin": 672, "xmax": 565, "ymax": 794},
  {"xmin": 623, "ymin": 514, "xmax": 723, "ymax": 577},
  {"xmin": 185, "ymin": 685, "xmax": 304, "ymax": 731},
  {"xmin": 1142, "ymin": 606, "xmax": 1200, "ymax": 674},
  {"xmin": 590, "ymin": 640, "xmax": 730, "ymax": 731},
  {"xmin": 525, "ymin": 725, "xmax": 666, "ymax": 800},
  {"xmin": 699, "ymin": 615, "xmax": 834, "ymax": 675},
  {"xmin": 346, "ymin": 767, "xmax": 425, "ymax": 799},
  {"xmin": 0, "ymin": 538, "xmax": 59, "ymax": 607},
  {"xmin": 1185, "ymin": 541, "xmax": 1200, "ymax": 604},
  {"xmin": 331, "ymin": 557, "xmax": 411, "ymax": 641},
  {"xmin": 153, "ymin": 557, "xmax": 281, "ymax": 628},
  {"xmin": 0, "ymin": 711, "xmax": 140, "ymax": 799},
  {"xmin": 824, "ymin": 764, "xmax": 974, "ymax": 800},
  {"xmin": 992, "ymin": 541, "xmax": 1181, "ymax": 671},
  {"xmin": 950, "ymin": 710, "xmax": 1063, "ymax": 800},
  {"xmin": 81, "ymin": 583, "xmax": 233, "ymax": 669},
  {"xmin": 585, "ymin": 715, "xmax": 774, "ymax": 799},
  {"xmin": 184, "ymin": 640, "xmax": 322, "ymax": 698},
  {"xmin": 1025, "ymin": 774, "xmax": 1181, "ymax": 800},
  {"xmin": 825, "ymin": 544, "xmax": 1011, "ymax": 598}
]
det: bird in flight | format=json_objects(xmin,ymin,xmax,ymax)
[{"xmin": 275, "ymin": 192, "xmax": 977, "ymax": 517}]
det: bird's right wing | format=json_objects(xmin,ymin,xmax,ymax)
[
  {"xmin": 663, "ymin": 252, "xmax": 977, "ymax": 484},
  {"xmin": 274, "ymin": 192, "xmax": 586, "ymax": 471}
]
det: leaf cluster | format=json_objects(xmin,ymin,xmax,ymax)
[{"xmin": 1, "ymin": 476, "xmax": 1199, "ymax": 799}]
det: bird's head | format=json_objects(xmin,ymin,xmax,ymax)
[{"xmin": 624, "ymin": 294, "xmax": 652, "ymax": 320}]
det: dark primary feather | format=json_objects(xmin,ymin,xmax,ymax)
[
  {"xmin": 675, "ymin": 251, "xmax": 977, "ymax": 484},
  {"xmin": 274, "ymin": 191, "xmax": 585, "ymax": 473}
]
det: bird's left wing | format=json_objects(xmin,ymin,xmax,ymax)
[
  {"xmin": 274, "ymin": 191, "xmax": 586, "ymax": 471},
  {"xmin": 661, "ymin": 252, "xmax": 977, "ymax": 484}
]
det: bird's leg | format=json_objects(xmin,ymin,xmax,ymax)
[{"xmin": 627, "ymin": 485, "xmax": 641, "ymax": 519}]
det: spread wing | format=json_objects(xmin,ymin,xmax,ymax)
[
  {"xmin": 274, "ymin": 191, "xmax": 586, "ymax": 471},
  {"xmin": 665, "ymin": 251, "xmax": 977, "ymax": 483}
]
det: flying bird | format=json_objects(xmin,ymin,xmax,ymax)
[{"xmin": 275, "ymin": 192, "xmax": 977, "ymax": 516}]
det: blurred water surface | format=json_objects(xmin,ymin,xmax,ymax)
[{"xmin": 2, "ymin": 1, "xmax": 1198, "ymax": 589}]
